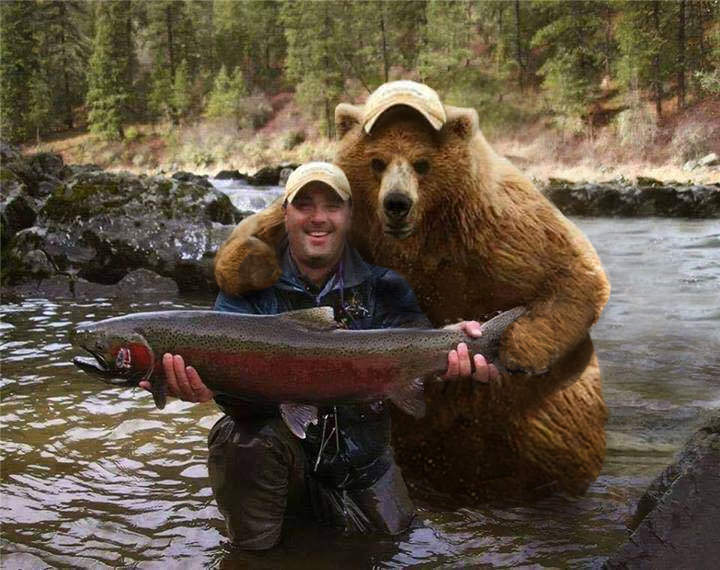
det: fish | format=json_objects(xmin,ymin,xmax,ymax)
[{"xmin": 70, "ymin": 306, "xmax": 525, "ymax": 438}]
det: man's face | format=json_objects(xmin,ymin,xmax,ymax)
[{"xmin": 284, "ymin": 182, "xmax": 352, "ymax": 269}]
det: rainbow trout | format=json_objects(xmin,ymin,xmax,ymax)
[{"xmin": 70, "ymin": 306, "xmax": 525, "ymax": 437}]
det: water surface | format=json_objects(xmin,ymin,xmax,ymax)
[{"xmin": 1, "ymin": 218, "xmax": 718, "ymax": 568}]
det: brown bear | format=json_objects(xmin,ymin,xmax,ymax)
[{"xmin": 214, "ymin": 83, "xmax": 610, "ymax": 500}]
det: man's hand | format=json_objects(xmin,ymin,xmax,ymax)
[
  {"xmin": 139, "ymin": 353, "xmax": 214, "ymax": 403},
  {"xmin": 443, "ymin": 321, "xmax": 499, "ymax": 384}
]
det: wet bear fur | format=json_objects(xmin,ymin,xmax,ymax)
[{"xmin": 214, "ymin": 102, "xmax": 611, "ymax": 500}]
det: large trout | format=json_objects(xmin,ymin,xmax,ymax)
[{"xmin": 71, "ymin": 306, "xmax": 524, "ymax": 437}]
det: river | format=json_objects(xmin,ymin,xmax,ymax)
[{"xmin": 1, "ymin": 212, "xmax": 718, "ymax": 568}]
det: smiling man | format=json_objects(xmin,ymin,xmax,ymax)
[{"xmin": 147, "ymin": 162, "xmax": 497, "ymax": 549}]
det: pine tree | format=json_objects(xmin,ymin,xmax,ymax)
[
  {"xmin": 282, "ymin": 0, "xmax": 344, "ymax": 138},
  {"xmin": 144, "ymin": 0, "xmax": 198, "ymax": 124},
  {"xmin": 37, "ymin": 0, "xmax": 89, "ymax": 131},
  {"xmin": 204, "ymin": 65, "xmax": 247, "ymax": 130},
  {"xmin": 172, "ymin": 59, "xmax": 191, "ymax": 119},
  {"xmin": 86, "ymin": 0, "xmax": 133, "ymax": 139},
  {"xmin": 418, "ymin": 0, "xmax": 472, "ymax": 88},
  {"xmin": 27, "ymin": 68, "xmax": 53, "ymax": 145},
  {"xmin": 531, "ymin": 1, "xmax": 611, "ymax": 121},
  {"xmin": 616, "ymin": 0, "xmax": 674, "ymax": 120},
  {"xmin": 0, "ymin": 1, "xmax": 37, "ymax": 142}
]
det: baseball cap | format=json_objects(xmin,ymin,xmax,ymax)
[
  {"xmin": 284, "ymin": 162, "xmax": 352, "ymax": 204},
  {"xmin": 363, "ymin": 80, "xmax": 447, "ymax": 134}
]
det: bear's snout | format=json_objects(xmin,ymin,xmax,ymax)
[{"xmin": 383, "ymin": 192, "xmax": 413, "ymax": 221}]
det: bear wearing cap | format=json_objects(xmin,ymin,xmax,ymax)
[{"xmin": 215, "ymin": 81, "xmax": 610, "ymax": 500}]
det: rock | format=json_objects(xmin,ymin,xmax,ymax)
[
  {"xmin": 0, "ymin": 142, "xmax": 21, "ymax": 163},
  {"xmin": 214, "ymin": 169, "xmax": 247, "ymax": 181},
  {"xmin": 249, "ymin": 163, "xmax": 299, "ymax": 186},
  {"xmin": 683, "ymin": 159, "xmax": 698, "ymax": 171},
  {"xmin": 279, "ymin": 166, "xmax": 295, "ymax": 187},
  {"xmin": 113, "ymin": 268, "xmax": 179, "ymax": 300},
  {"xmin": 1, "ymin": 182, "xmax": 38, "ymax": 244},
  {"xmin": 546, "ymin": 177, "xmax": 575, "ymax": 189},
  {"xmin": 542, "ymin": 180, "xmax": 720, "ymax": 218},
  {"xmin": 27, "ymin": 152, "xmax": 65, "ymax": 179},
  {"xmin": 22, "ymin": 249, "xmax": 55, "ymax": 279},
  {"xmin": 5, "ymin": 270, "xmax": 180, "ymax": 301},
  {"xmin": 604, "ymin": 414, "xmax": 720, "ymax": 569},
  {"xmin": 171, "ymin": 170, "xmax": 212, "ymax": 188},
  {"xmin": 635, "ymin": 176, "xmax": 663, "ymax": 187},
  {"xmin": 697, "ymin": 152, "xmax": 719, "ymax": 167},
  {"xmin": 1, "ymin": 150, "xmax": 244, "ymax": 294},
  {"xmin": 249, "ymin": 165, "xmax": 282, "ymax": 186}
]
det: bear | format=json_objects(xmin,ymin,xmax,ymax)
[{"xmin": 214, "ymin": 84, "xmax": 611, "ymax": 500}]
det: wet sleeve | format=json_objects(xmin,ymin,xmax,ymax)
[
  {"xmin": 373, "ymin": 269, "xmax": 432, "ymax": 329},
  {"xmin": 213, "ymin": 291, "xmax": 259, "ymax": 315}
]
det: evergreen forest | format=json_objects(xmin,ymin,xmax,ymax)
[{"xmin": 1, "ymin": 0, "xmax": 719, "ymax": 177}]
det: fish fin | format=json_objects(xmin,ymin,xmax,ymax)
[
  {"xmin": 388, "ymin": 378, "xmax": 426, "ymax": 418},
  {"xmin": 280, "ymin": 403, "xmax": 319, "ymax": 439},
  {"xmin": 150, "ymin": 379, "xmax": 166, "ymax": 410},
  {"xmin": 129, "ymin": 335, "xmax": 163, "ymax": 410},
  {"xmin": 281, "ymin": 307, "xmax": 338, "ymax": 330}
]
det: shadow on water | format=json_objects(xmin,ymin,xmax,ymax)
[{"xmin": 1, "ymin": 218, "xmax": 718, "ymax": 567}]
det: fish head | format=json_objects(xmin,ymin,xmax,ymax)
[{"xmin": 70, "ymin": 324, "xmax": 155, "ymax": 389}]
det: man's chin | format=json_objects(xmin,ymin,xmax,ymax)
[{"xmin": 302, "ymin": 253, "xmax": 336, "ymax": 269}]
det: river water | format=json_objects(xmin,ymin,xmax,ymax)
[{"xmin": 1, "ymin": 214, "xmax": 718, "ymax": 568}]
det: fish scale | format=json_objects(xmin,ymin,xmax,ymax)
[{"xmin": 70, "ymin": 306, "xmax": 525, "ymax": 437}]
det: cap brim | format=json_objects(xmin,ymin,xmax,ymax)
[
  {"xmin": 285, "ymin": 173, "xmax": 351, "ymax": 204},
  {"xmin": 364, "ymin": 99, "xmax": 445, "ymax": 134}
]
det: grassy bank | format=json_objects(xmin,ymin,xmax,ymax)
[{"xmin": 26, "ymin": 95, "xmax": 720, "ymax": 185}]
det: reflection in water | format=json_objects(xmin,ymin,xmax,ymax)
[{"xmin": 1, "ymin": 219, "xmax": 718, "ymax": 567}]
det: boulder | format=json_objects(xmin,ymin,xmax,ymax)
[
  {"xmin": 214, "ymin": 169, "xmax": 247, "ymax": 181},
  {"xmin": 3, "ymin": 269, "xmax": 181, "ymax": 301},
  {"xmin": 1, "ymin": 148, "xmax": 243, "ymax": 297},
  {"xmin": 248, "ymin": 163, "xmax": 299, "ymax": 186},
  {"xmin": 279, "ymin": 166, "xmax": 295, "ymax": 187},
  {"xmin": 697, "ymin": 152, "xmax": 719, "ymax": 168},
  {"xmin": 542, "ymin": 180, "xmax": 720, "ymax": 218},
  {"xmin": 604, "ymin": 414, "xmax": 720, "ymax": 569}
]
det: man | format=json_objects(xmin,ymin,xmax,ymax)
[{"xmin": 142, "ymin": 162, "xmax": 497, "ymax": 549}]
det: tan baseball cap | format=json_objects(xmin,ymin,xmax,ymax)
[
  {"xmin": 284, "ymin": 162, "xmax": 352, "ymax": 204},
  {"xmin": 363, "ymin": 80, "xmax": 447, "ymax": 133}
]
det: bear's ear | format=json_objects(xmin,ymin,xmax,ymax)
[
  {"xmin": 335, "ymin": 103, "xmax": 363, "ymax": 139},
  {"xmin": 443, "ymin": 105, "xmax": 479, "ymax": 140}
]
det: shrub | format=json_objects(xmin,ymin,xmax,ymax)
[
  {"xmin": 615, "ymin": 105, "xmax": 658, "ymax": 155},
  {"xmin": 283, "ymin": 130, "xmax": 306, "ymax": 150},
  {"xmin": 669, "ymin": 121, "xmax": 717, "ymax": 163}
]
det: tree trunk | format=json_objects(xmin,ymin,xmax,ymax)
[
  {"xmin": 166, "ymin": 5, "xmax": 176, "ymax": 79},
  {"xmin": 323, "ymin": 3, "xmax": 334, "ymax": 139},
  {"xmin": 514, "ymin": 0, "xmax": 523, "ymax": 92},
  {"xmin": 677, "ymin": 0, "xmax": 686, "ymax": 109},
  {"xmin": 653, "ymin": 1, "xmax": 662, "ymax": 120},
  {"xmin": 166, "ymin": 4, "xmax": 178, "ymax": 125},
  {"xmin": 380, "ymin": 5, "xmax": 389, "ymax": 83},
  {"xmin": 58, "ymin": 1, "xmax": 74, "ymax": 130}
]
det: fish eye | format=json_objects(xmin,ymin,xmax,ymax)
[
  {"xmin": 413, "ymin": 160, "xmax": 430, "ymax": 175},
  {"xmin": 371, "ymin": 158, "xmax": 386, "ymax": 173}
]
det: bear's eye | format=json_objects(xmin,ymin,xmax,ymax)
[
  {"xmin": 413, "ymin": 160, "xmax": 430, "ymax": 175},
  {"xmin": 371, "ymin": 158, "xmax": 386, "ymax": 173}
]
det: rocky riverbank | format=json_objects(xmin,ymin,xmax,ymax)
[
  {"xmin": 1, "ymin": 144, "xmax": 242, "ymax": 300},
  {"xmin": 2, "ymin": 145, "xmax": 718, "ymax": 299},
  {"xmin": 541, "ymin": 176, "xmax": 720, "ymax": 217}
]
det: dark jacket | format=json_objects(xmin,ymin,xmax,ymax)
[{"xmin": 213, "ymin": 243, "xmax": 430, "ymax": 489}]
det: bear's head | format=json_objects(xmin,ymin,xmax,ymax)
[{"xmin": 334, "ymin": 101, "xmax": 499, "ymax": 242}]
